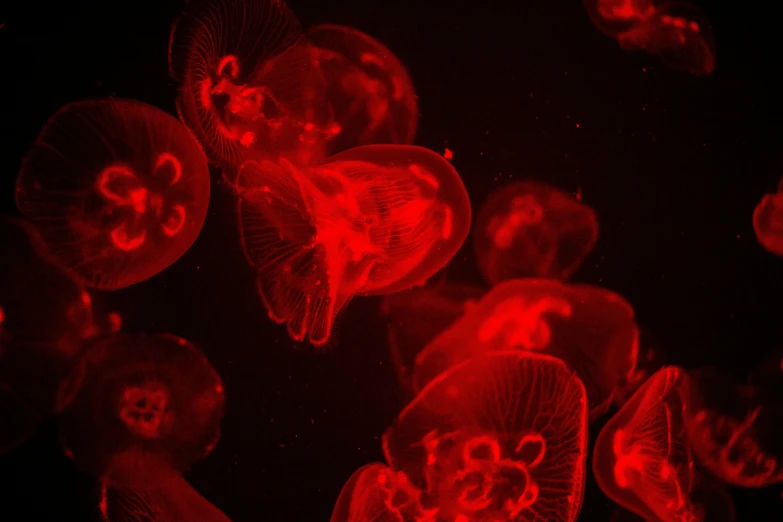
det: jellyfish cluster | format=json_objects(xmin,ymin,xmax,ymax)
[{"xmin": 2, "ymin": 0, "xmax": 782, "ymax": 520}]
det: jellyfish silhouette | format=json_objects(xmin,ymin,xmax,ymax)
[
  {"xmin": 383, "ymin": 351, "xmax": 588, "ymax": 522},
  {"xmin": 15, "ymin": 99, "xmax": 210, "ymax": 290},
  {"xmin": 474, "ymin": 181, "xmax": 598, "ymax": 285},
  {"xmin": 58, "ymin": 333, "xmax": 224, "ymax": 487},
  {"xmin": 583, "ymin": 0, "xmax": 657, "ymax": 38},
  {"xmin": 593, "ymin": 367, "xmax": 707, "ymax": 522},
  {"xmin": 413, "ymin": 278, "xmax": 638, "ymax": 420},
  {"xmin": 0, "ymin": 217, "xmax": 95, "ymax": 452},
  {"xmin": 753, "ymin": 177, "xmax": 783, "ymax": 256},
  {"xmin": 307, "ymin": 24, "xmax": 418, "ymax": 155},
  {"xmin": 236, "ymin": 144, "xmax": 471, "ymax": 345},
  {"xmin": 169, "ymin": 0, "xmax": 334, "ymax": 173}
]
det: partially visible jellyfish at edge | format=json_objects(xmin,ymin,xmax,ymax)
[
  {"xmin": 15, "ymin": 98, "xmax": 210, "ymax": 290},
  {"xmin": 753, "ymin": 176, "xmax": 783, "ymax": 256}
]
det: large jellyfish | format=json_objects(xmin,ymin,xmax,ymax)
[
  {"xmin": 0, "ymin": 217, "xmax": 95, "ymax": 452},
  {"xmin": 168, "ymin": 0, "xmax": 335, "ymax": 173},
  {"xmin": 236, "ymin": 144, "xmax": 471, "ymax": 346},
  {"xmin": 383, "ymin": 351, "xmax": 588, "ymax": 522},
  {"xmin": 592, "ymin": 367, "xmax": 707, "ymax": 522},
  {"xmin": 15, "ymin": 98, "xmax": 210, "ymax": 290},
  {"xmin": 307, "ymin": 24, "xmax": 418, "ymax": 156},
  {"xmin": 57, "ymin": 333, "xmax": 224, "ymax": 487},
  {"xmin": 413, "ymin": 278, "xmax": 638, "ymax": 419},
  {"xmin": 474, "ymin": 181, "xmax": 598, "ymax": 285}
]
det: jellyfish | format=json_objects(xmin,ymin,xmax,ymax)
[
  {"xmin": 753, "ymin": 177, "xmax": 783, "ymax": 256},
  {"xmin": 616, "ymin": 1, "xmax": 716, "ymax": 75},
  {"xmin": 330, "ymin": 463, "xmax": 436, "ymax": 522},
  {"xmin": 413, "ymin": 278, "xmax": 638, "ymax": 419},
  {"xmin": 0, "ymin": 217, "xmax": 95, "ymax": 452},
  {"xmin": 307, "ymin": 24, "xmax": 418, "ymax": 156},
  {"xmin": 168, "ymin": 0, "xmax": 335, "ymax": 173},
  {"xmin": 15, "ymin": 98, "xmax": 210, "ymax": 290},
  {"xmin": 383, "ymin": 350, "xmax": 588, "ymax": 522},
  {"xmin": 57, "ymin": 333, "xmax": 224, "ymax": 487},
  {"xmin": 593, "ymin": 367, "xmax": 706, "ymax": 522},
  {"xmin": 380, "ymin": 281, "xmax": 486, "ymax": 392},
  {"xmin": 613, "ymin": 325, "xmax": 666, "ymax": 408},
  {"xmin": 474, "ymin": 181, "xmax": 598, "ymax": 285},
  {"xmin": 684, "ymin": 366, "xmax": 783, "ymax": 488},
  {"xmin": 236, "ymin": 144, "xmax": 471, "ymax": 346},
  {"xmin": 584, "ymin": 0, "xmax": 657, "ymax": 38}
]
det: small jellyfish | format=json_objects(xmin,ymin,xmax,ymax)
[
  {"xmin": 169, "ymin": 0, "xmax": 334, "ymax": 172},
  {"xmin": 617, "ymin": 1, "xmax": 716, "ymax": 75},
  {"xmin": 236, "ymin": 144, "xmax": 471, "ymax": 346},
  {"xmin": 474, "ymin": 181, "xmax": 598, "ymax": 285},
  {"xmin": 330, "ymin": 463, "xmax": 435, "ymax": 522},
  {"xmin": 0, "ymin": 217, "xmax": 95, "ymax": 452},
  {"xmin": 383, "ymin": 351, "xmax": 588, "ymax": 522},
  {"xmin": 15, "ymin": 99, "xmax": 210, "ymax": 290},
  {"xmin": 57, "ymin": 333, "xmax": 224, "ymax": 487},
  {"xmin": 413, "ymin": 278, "xmax": 638, "ymax": 419},
  {"xmin": 584, "ymin": 0, "xmax": 657, "ymax": 37},
  {"xmin": 380, "ymin": 281, "xmax": 486, "ymax": 392},
  {"xmin": 684, "ymin": 366, "xmax": 783, "ymax": 488},
  {"xmin": 98, "ymin": 475, "xmax": 232, "ymax": 522},
  {"xmin": 753, "ymin": 177, "xmax": 783, "ymax": 256},
  {"xmin": 307, "ymin": 24, "xmax": 418, "ymax": 155},
  {"xmin": 593, "ymin": 367, "xmax": 705, "ymax": 522}
]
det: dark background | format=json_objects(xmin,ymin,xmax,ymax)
[{"xmin": 1, "ymin": 0, "xmax": 782, "ymax": 520}]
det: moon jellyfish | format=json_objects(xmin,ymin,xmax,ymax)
[
  {"xmin": 753, "ymin": 177, "xmax": 783, "ymax": 256},
  {"xmin": 593, "ymin": 367, "xmax": 707, "ymax": 522},
  {"xmin": 307, "ymin": 24, "xmax": 418, "ymax": 155},
  {"xmin": 584, "ymin": 0, "xmax": 656, "ymax": 37},
  {"xmin": 98, "ymin": 475, "xmax": 232, "ymax": 522},
  {"xmin": 474, "ymin": 181, "xmax": 598, "ymax": 285},
  {"xmin": 0, "ymin": 218, "xmax": 95, "ymax": 452},
  {"xmin": 236, "ymin": 144, "xmax": 471, "ymax": 345},
  {"xmin": 168, "ymin": 0, "xmax": 335, "ymax": 172},
  {"xmin": 15, "ymin": 99, "xmax": 210, "ymax": 290},
  {"xmin": 380, "ymin": 281, "xmax": 485, "ymax": 392},
  {"xmin": 617, "ymin": 1, "xmax": 716, "ymax": 75},
  {"xmin": 57, "ymin": 333, "xmax": 224, "ymax": 486},
  {"xmin": 330, "ymin": 463, "xmax": 435, "ymax": 522},
  {"xmin": 414, "ymin": 278, "xmax": 638, "ymax": 419},
  {"xmin": 383, "ymin": 351, "xmax": 588, "ymax": 522},
  {"xmin": 684, "ymin": 366, "xmax": 783, "ymax": 488}
]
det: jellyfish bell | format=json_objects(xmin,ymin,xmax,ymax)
[
  {"xmin": 330, "ymin": 463, "xmax": 434, "ymax": 522},
  {"xmin": 57, "ymin": 333, "xmax": 224, "ymax": 487},
  {"xmin": 474, "ymin": 181, "xmax": 599, "ymax": 286},
  {"xmin": 413, "ymin": 278, "xmax": 638, "ymax": 420},
  {"xmin": 616, "ymin": 1, "xmax": 716, "ymax": 75},
  {"xmin": 383, "ymin": 350, "xmax": 587, "ymax": 522},
  {"xmin": 380, "ymin": 281, "xmax": 486, "ymax": 392},
  {"xmin": 584, "ymin": 0, "xmax": 657, "ymax": 38},
  {"xmin": 307, "ymin": 24, "xmax": 418, "ymax": 156},
  {"xmin": 236, "ymin": 144, "xmax": 470, "ymax": 346},
  {"xmin": 169, "ymin": 0, "xmax": 334, "ymax": 173},
  {"xmin": 593, "ymin": 366, "xmax": 706, "ymax": 522},
  {"xmin": 0, "ymin": 217, "xmax": 96, "ymax": 452},
  {"xmin": 15, "ymin": 98, "xmax": 210, "ymax": 290},
  {"xmin": 753, "ymin": 184, "xmax": 783, "ymax": 256}
]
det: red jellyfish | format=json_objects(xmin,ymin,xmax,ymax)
[
  {"xmin": 236, "ymin": 144, "xmax": 471, "ymax": 346},
  {"xmin": 307, "ymin": 24, "xmax": 418, "ymax": 156},
  {"xmin": 383, "ymin": 351, "xmax": 588, "ymax": 522},
  {"xmin": 380, "ymin": 280, "xmax": 486, "ymax": 391},
  {"xmin": 584, "ymin": 0, "xmax": 657, "ymax": 38},
  {"xmin": 413, "ymin": 278, "xmax": 638, "ymax": 419},
  {"xmin": 331, "ymin": 463, "xmax": 436, "ymax": 522},
  {"xmin": 474, "ymin": 181, "xmax": 598, "ymax": 286},
  {"xmin": 15, "ymin": 99, "xmax": 210, "ymax": 290},
  {"xmin": 616, "ymin": 1, "xmax": 716, "ymax": 75},
  {"xmin": 57, "ymin": 333, "xmax": 224, "ymax": 488},
  {"xmin": 684, "ymin": 366, "xmax": 783, "ymax": 488},
  {"xmin": 753, "ymin": 177, "xmax": 783, "ymax": 256},
  {"xmin": 168, "ymin": 0, "xmax": 335, "ymax": 173},
  {"xmin": 593, "ymin": 366, "xmax": 707, "ymax": 522},
  {"xmin": 0, "ymin": 217, "xmax": 95, "ymax": 452}
]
